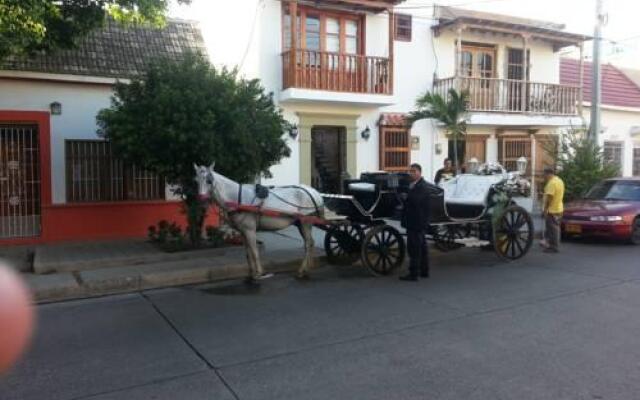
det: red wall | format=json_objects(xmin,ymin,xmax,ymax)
[
  {"xmin": 0, "ymin": 110, "xmax": 219, "ymax": 245},
  {"xmin": 41, "ymin": 201, "xmax": 220, "ymax": 243}
]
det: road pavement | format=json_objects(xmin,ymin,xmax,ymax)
[{"xmin": 2, "ymin": 240, "xmax": 639, "ymax": 400}]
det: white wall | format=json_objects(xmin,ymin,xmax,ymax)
[
  {"xmin": 0, "ymin": 78, "xmax": 113, "ymax": 204},
  {"xmin": 433, "ymin": 29, "xmax": 563, "ymax": 83},
  {"xmin": 584, "ymin": 105, "xmax": 640, "ymax": 177}
]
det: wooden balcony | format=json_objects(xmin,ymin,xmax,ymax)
[
  {"xmin": 433, "ymin": 77, "xmax": 581, "ymax": 116},
  {"xmin": 282, "ymin": 49, "xmax": 392, "ymax": 95}
]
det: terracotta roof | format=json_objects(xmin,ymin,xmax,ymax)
[
  {"xmin": 560, "ymin": 58, "xmax": 640, "ymax": 109},
  {"xmin": 0, "ymin": 19, "xmax": 207, "ymax": 79},
  {"xmin": 378, "ymin": 113, "xmax": 407, "ymax": 126}
]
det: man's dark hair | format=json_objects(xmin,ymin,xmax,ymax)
[
  {"xmin": 410, "ymin": 163, "xmax": 422, "ymax": 172},
  {"xmin": 543, "ymin": 166, "xmax": 555, "ymax": 175},
  {"xmin": 444, "ymin": 158, "xmax": 452, "ymax": 163}
]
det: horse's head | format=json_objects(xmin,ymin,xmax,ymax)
[{"xmin": 194, "ymin": 163, "xmax": 215, "ymax": 201}]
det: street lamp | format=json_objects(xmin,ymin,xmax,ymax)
[
  {"xmin": 517, "ymin": 156, "xmax": 528, "ymax": 175},
  {"xmin": 467, "ymin": 157, "xmax": 479, "ymax": 174}
]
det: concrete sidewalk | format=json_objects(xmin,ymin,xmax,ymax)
[
  {"xmin": 6, "ymin": 216, "xmax": 543, "ymax": 304},
  {"xmin": 13, "ymin": 227, "xmax": 325, "ymax": 304}
]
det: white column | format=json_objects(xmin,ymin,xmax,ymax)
[{"xmin": 486, "ymin": 133, "xmax": 499, "ymax": 163}]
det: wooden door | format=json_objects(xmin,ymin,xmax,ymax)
[
  {"xmin": 0, "ymin": 124, "xmax": 41, "ymax": 238},
  {"xmin": 507, "ymin": 48, "xmax": 530, "ymax": 111},
  {"xmin": 461, "ymin": 45, "xmax": 496, "ymax": 110},
  {"xmin": 464, "ymin": 135, "xmax": 487, "ymax": 164},
  {"xmin": 311, "ymin": 127, "xmax": 345, "ymax": 193}
]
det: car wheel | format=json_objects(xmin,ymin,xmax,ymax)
[{"xmin": 631, "ymin": 217, "xmax": 640, "ymax": 245}]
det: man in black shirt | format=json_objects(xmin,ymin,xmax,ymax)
[
  {"xmin": 400, "ymin": 163, "xmax": 430, "ymax": 281},
  {"xmin": 434, "ymin": 158, "xmax": 455, "ymax": 185}
]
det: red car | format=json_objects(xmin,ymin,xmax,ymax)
[{"xmin": 562, "ymin": 178, "xmax": 640, "ymax": 244}]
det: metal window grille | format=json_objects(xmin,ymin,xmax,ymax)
[
  {"xmin": 65, "ymin": 140, "xmax": 165, "ymax": 202},
  {"xmin": 633, "ymin": 146, "xmax": 640, "ymax": 177},
  {"xmin": 0, "ymin": 124, "xmax": 41, "ymax": 238},
  {"xmin": 603, "ymin": 141, "xmax": 624, "ymax": 175}
]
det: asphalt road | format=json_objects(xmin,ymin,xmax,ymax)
[{"xmin": 2, "ymin": 240, "xmax": 640, "ymax": 400}]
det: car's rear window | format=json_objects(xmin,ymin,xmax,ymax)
[{"xmin": 585, "ymin": 181, "xmax": 640, "ymax": 201}]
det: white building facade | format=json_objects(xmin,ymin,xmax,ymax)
[{"xmin": 198, "ymin": 1, "xmax": 589, "ymax": 206}]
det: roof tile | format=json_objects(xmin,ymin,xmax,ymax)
[
  {"xmin": 560, "ymin": 58, "xmax": 640, "ymax": 109},
  {"xmin": 1, "ymin": 19, "xmax": 207, "ymax": 79}
]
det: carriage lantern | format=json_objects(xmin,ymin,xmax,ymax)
[
  {"xmin": 517, "ymin": 157, "xmax": 528, "ymax": 175},
  {"xmin": 467, "ymin": 157, "xmax": 479, "ymax": 174}
]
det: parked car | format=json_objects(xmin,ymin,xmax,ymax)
[{"xmin": 562, "ymin": 178, "xmax": 640, "ymax": 244}]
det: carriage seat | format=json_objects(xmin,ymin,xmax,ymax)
[
  {"xmin": 347, "ymin": 182, "xmax": 376, "ymax": 193},
  {"xmin": 442, "ymin": 174, "xmax": 504, "ymax": 206}
]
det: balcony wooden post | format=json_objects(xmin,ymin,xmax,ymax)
[
  {"xmin": 289, "ymin": 1, "xmax": 298, "ymax": 87},
  {"xmin": 578, "ymin": 42, "xmax": 585, "ymax": 117},
  {"xmin": 521, "ymin": 34, "xmax": 529, "ymax": 113},
  {"xmin": 388, "ymin": 8, "xmax": 395, "ymax": 94},
  {"xmin": 455, "ymin": 25, "xmax": 465, "ymax": 93}
]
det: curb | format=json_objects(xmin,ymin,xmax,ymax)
[{"xmin": 27, "ymin": 253, "xmax": 326, "ymax": 304}]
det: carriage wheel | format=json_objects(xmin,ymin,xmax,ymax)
[
  {"xmin": 324, "ymin": 224, "xmax": 365, "ymax": 265},
  {"xmin": 361, "ymin": 225, "xmax": 405, "ymax": 276},
  {"xmin": 493, "ymin": 205, "xmax": 534, "ymax": 260},
  {"xmin": 433, "ymin": 224, "xmax": 468, "ymax": 252}
]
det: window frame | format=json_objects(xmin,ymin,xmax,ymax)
[
  {"xmin": 394, "ymin": 13, "xmax": 412, "ymax": 42},
  {"xmin": 65, "ymin": 139, "xmax": 165, "ymax": 203},
  {"xmin": 603, "ymin": 140, "xmax": 624, "ymax": 175},
  {"xmin": 282, "ymin": 5, "xmax": 365, "ymax": 55}
]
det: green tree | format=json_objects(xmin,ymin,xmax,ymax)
[
  {"xmin": 0, "ymin": 0, "xmax": 191, "ymax": 60},
  {"xmin": 543, "ymin": 128, "xmax": 618, "ymax": 202},
  {"xmin": 96, "ymin": 53, "xmax": 291, "ymax": 245},
  {"xmin": 408, "ymin": 89, "xmax": 469, "ymax": 173}
]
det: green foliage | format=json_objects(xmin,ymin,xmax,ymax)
[
  {"xmin": 543, "ymin": 129, "xmax": 619, "ymax": 202},
  {"xmin": 97, "ymin": 53, "xmax": 290, "ymax": 245},
  {"xmin": 0, "ymin": 0, "xmax": 191, "ymax": 60},
  {"xmin": 409, "ymin": 89, "xmax": 469, "ymax": 171}
]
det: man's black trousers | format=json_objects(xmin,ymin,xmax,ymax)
[{"xmin": 406, "ymin": 229, "xmax": 429, "ymax": 277}]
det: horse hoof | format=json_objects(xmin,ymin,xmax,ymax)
[
  {"xmin": 257, "ymin": 273, "xmax": 274, "ymax": 280},
  {"xmin": 295, "ymin": 273, "xmax": 310, "ymax": 281}
]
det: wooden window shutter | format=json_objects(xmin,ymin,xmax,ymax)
[
  {"xmin": 394, "ymin": 14, "xmax": 412, "ymax": 41},
  {"xmin": 380, "ymin": 126, "xmax": 410, "ymax": 172}
]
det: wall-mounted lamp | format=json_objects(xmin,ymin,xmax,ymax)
[
  {"xmin": 50, "ymin": 101, "xmax": 62, "ymax": 116},
  {"xmin": 467, "ymin": 157, "xmax": 479, "ymax": 174},
  {"xmin": 517, "ymin": 156, "xmax": 528, "ymax": 175},
  {"xmin": 435, "ymin": 143, "xmax": 443, "ymax": 155},
  {"xmin": 288, "ymin": 124, "xmax": 299, "ymax": 139},
  {"xmin": 360, "ymin": 126, "xmax": 371, "ymax": 140}
]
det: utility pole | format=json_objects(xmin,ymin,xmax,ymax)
[{"xmin": 589, "ymin": 0, "xmax": 605, "ymax": 141}]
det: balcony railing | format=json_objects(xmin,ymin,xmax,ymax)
[
  {"xmin": 282, "ymin": 49, "xmax": 392, "ymax": 95},
  {"xmin": 433, "ymin": 77, "xmax": 580, "ymax": 116}
]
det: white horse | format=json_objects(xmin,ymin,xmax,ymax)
[{"xmin": 195, "ymin": 164, "xmax": 324, "ymax": 282}]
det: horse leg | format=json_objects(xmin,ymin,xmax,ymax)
[{"xmin": 296, "ymin": 222, "xmax": 315, "ymax": 279}]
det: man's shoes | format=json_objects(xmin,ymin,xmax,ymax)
[
  {"xmin": 543, "ymin": 247, "xmax": 559, "ymax": 253},
  {"xmin": 420, "ymin": 272, "xmax": 430, "ymax": 278},
  {"xmin": 399, "ymin": 274, "xmax": 419, "ymax": 281}
]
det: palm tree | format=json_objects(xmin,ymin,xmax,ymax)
[{"xmin": 408, "ymin": 89, "xmax": 469, "ymax": 174}]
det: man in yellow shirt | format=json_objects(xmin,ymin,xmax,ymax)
[{"xmin": 542, "ymin": 167, "xmax": 565, "ymax": 253}]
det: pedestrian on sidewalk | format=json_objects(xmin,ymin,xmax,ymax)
[
  {"xmin": 400, "ymin": 163, "xmax": 431, "ymax": 281},
  {"xmin": 541, "ymin": 166, "xmax": 565, "ymax": 253}
]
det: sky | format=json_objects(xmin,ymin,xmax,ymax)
[{"xmin": 170, "ymin": 0, "xmax": 640, "ymax": 70}]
